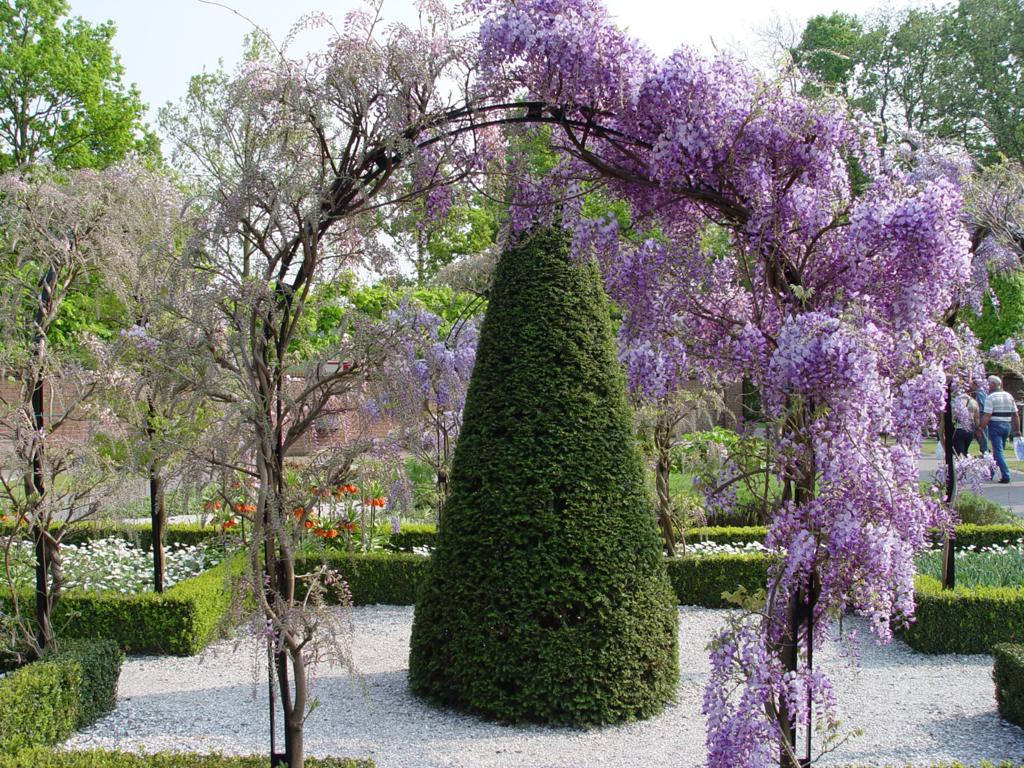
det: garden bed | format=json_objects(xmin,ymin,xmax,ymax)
[
  {"xmin": 1, "ymin": 556, "xmax": 244, "ymax": 655},
  {"xmin": 0, "ymin": 753, "xmax": 370, "ymax": 768},
  {"xmin": 64, "ymin": 605, "xmax": 1024, "ymax": 768}
]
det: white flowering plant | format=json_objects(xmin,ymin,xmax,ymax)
[{"xmin": 4, "ymin": 537, "xmax": 222, "ymax": 594}]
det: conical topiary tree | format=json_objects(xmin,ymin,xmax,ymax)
[{"xmin": 408, "ymin": 225, "xmax": 679, "ymax": 726}]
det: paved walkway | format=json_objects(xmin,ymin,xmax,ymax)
[{"xmin": 919, "ymin": 452, "xmax": 1024, "ymax": 519}]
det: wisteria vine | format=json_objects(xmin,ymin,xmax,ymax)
[{"xmin": 470, "ymin": 0, "xmax": 976, "ymax": 764}]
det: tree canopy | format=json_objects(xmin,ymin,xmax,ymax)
[{"xmin": 0, "ymin": 0, "xmax": 157, "ymax": 171}]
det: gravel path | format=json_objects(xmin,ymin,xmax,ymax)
[{"xmin": 66, "ymin": 606, "xmax": 1024, "ymax": 767}]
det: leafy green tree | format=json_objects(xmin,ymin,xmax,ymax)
[
  {"xmin": 409, "ymin": 226, "xmax": 678, "ymax": 726},
  {"xmin": 967, "ymin": 271, "xmax": 1024, "ymax": 350},
  {"xmin": 792, "ymin": 12, "xmax": 862, "ymax": 95},
  {"xmin": 946, "ymin": 0, "xmax": 1024, "ymax": 164},
  {"xmin": 0, "ymin": 0, "xmax": 157, "ymax": 171},
  {"xmin": 795, "ymin": 2, "xmax": 1023, "ymax": 163}
]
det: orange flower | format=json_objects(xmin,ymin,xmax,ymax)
[
  {"xmin": 326, "ymin": 528, "xmax": 339, "ymax": 539},
  {"xmin": 346, "ymin": 484, "xmax": 358, "ymax": 494},
  {"xmin": 343, "ymin": 521, "xmax": 356, "ymax": 533},
  {"xmin": 374, "ymin": 497, "xmax": 386, "ymax": 508},
  {"xmin": 203, "ymin": 500, "xmax": 222, "ymax": 512},
  {"xmin": 221, "ymin": 518, "xmax": 238, "ymax": 530},
  {"xmin": 292, "ymin": 507, "xmax": 305, "ymax": 518},
  {"xmin": 304, "ymin": 519, "xmax": 316, "ymax": 529}
]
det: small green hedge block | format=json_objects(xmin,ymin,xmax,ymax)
[
  {"xmin": 665, "ymin": 554, "xmax": 770, "ymax": 607},
  {"xmin": 0, "ymin": 639, "xmax": 122, "ymax": 754},
  {"xmin": 993, "ymin": 643, "xmax": 1024, "ymax": 727},
  {"xmin": 0, "ymin": 522, "xmax": 223, "ymax": 550},
  {"xmin": 386, "ymin": 523, "xmax": 437, "ymax": 552},
  {"xmin": 683, "ymin": 526, "xmax": 768, "ymax": 546},
  {"xmin": 903, "ymin": 576, "xmax": 1024, "ymax": 654},
  {"xmin": 949, "ymin": 524, "xmax": 1024, "ymax": 550},
  {"xmin": 0, "ymin": 752, "xmax": 373, "ymax": 768},
  {"xmin": 53, "ymin": 556, "xmax": 242, "ymax": 655},
  {"xmin": 296, "ymin": 552, "xmax": 427, "ymax": 605},
  {"xmin": 1, "ymin": 557, "xmax": 243, "ymax": 656},
  {"xmin": 58, "ymin": 640, "xmax": 124, "ymax": 728}
]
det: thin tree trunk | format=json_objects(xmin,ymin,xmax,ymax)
[
  {"xmin": 654, "ymin": 415, "xmax": 676, "ymax": 556},
  {"xmin": 284, "ymin": 640, "xmax": 306, "ymax": 768},
  {"xmin": 779, "ymin": 410, "xmax": 816, "ymax": 768},
  {"xmin": 942, "ymin": 380, "xmax": 957, "ymax": 589},
  {"xmin": 30, "ymin": 267, "xmax": 58, "ymax": 655},
  {"xmin": 150, "ymin": 468, "xmax": 166, "ymax": 593}
]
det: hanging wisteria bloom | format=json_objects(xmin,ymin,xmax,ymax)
[
  {"xmin": 470, "ymin": 0, "xmax": 975, "ymax": 763},
  {"xmin": 366, "ymin": 300, "xmax": 479, "ymax": 520}
]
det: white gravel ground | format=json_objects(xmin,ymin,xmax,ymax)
[{"xmin": 66, "ymin": 606, "xmax": 1024, "ymax": 767}]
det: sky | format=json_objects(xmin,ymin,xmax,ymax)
[{"xmin": 67, "ymin": 0, "xmax": 926, "ymax": 131}]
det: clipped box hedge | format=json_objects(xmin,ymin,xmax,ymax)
[
  {"xmin": 902, "ymin": 575, "xmax": 1024, "ymax": 654},
  {"xmin": 993, "ymin": 643, "xmax": 1024, "ymax": 727},
  {"xmin": 0, "ymin": 521, "xmax": 223, "ymax": 550},
  {"xmin": 665, "ymin": 553, "xmax": 770, "ymax": 607},
  {"xmin": 1, "ymin": 556, "xmax": 243, "ymax": 656},
  {"xmin": 387, "ymin": 522, "xmax": 1023, "ymax": 552},
  {"xmin": 298, "ymin": 550, "xmax": 769, "ymax": 609},
  {"xmin": 0, "ymin": 752, "xmax": 372, "ymax": 768},
  {"xmin": 296, "ymin": 551, "xmax": 427, "ymax": 605},
  {"xmin": 0, "ymin": 639, "xmax": 123, "ymax": 754}
]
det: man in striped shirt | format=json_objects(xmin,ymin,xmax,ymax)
[{"xmin": 976, "ymin": 375, "xmax": 1021, "ymax": 484}]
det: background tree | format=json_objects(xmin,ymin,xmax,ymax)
[
  {"xmin": 90, "ymin": 170, "xmax": 219, "ymax": 592},
  {"xmin": 0, "ymin": 0, "xmax": 157, "ymax": 171},
  {"xmin": 160, "ymin": 9, "xmax": 505, "ymax": 765},
  {"xmin": 795, "ymin": 1, "xmax": 1023, "ymax": 164},
  {"xmin": 0, "ymin": 162, "xmax": 170, "ymax": 656}
]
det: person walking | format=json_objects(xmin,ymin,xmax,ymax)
[
  {"xmin": 944, "ymin": 391, "xmax": 980, "ymax": 456},
  {"xmin": 975, "ymin": 384, "xmax": 990, "ymax": 454},
  {"xmin": 976, "ymin": 375, "xmax": 1021, "ymax": 484}
]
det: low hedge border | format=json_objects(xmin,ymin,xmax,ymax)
[
  {"xmin": 0, "ymin": 522, "xmax": 222, "ymax": 550},
  {"xmin": 295, "ymin": 552, "xmax": 427, "ymax": 605},
  {"xmin": 993, "ymin": 643, "xmax": 1024, "ymax": 727},
  {"xmin": 902, "ymin": 575, "xmax": 1024, "ymax": 654},
  {"xmin": 1, "ymin": 556, "xmax": 244, "ymax": 656},
  {"xmin": 0, "ymin": 639, "xmax": 123, "ymax": 754},
  {"xmin": 5, "ymin": 520, "xmax": 1018, "ymax": 555},
  {"xmin": 0, "ymin": 752, "xmax": 372, "ymax": 768},
  {"xmin": 0, "ymin": 757, "xmax": 1015, "ymax": 768},
  {"xmin": 665, "ymin": 553, "xmax": 770, "ymax": 607},
  {"xmin": 389, "ymin": 523, "xmax": 1023, "ymax": 552},
  {"xmin": 297, "ymin": 551, "xmax": 770, "ymax": 608}
]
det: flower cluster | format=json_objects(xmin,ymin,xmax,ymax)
[
  {"xmin": 5, "ymin": 537, "xmax": 222, "ymax": 594},
  {"xmin": 473, "ymin": 0, "xmax": 974, "ymax": 762}
]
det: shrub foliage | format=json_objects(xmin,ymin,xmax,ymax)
[
  {"xmin": 993, "ymin": 643, "xmax": 1024, "ymax": 728},
  {"xmin": 903, "ymin": 576, "xmax": 1024, "ymax": 653},
  {"xmin": 408, "ymin": 226, "xmax": 678, "ymax": 725},
  {"xmin": 0, "ymin": 639, "xmax": 122, "ymax": 754},
  {"xmin": 0, "ymin": 752, "xmax": 371, "ymax": 768}
]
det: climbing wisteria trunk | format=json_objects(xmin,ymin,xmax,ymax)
[
  {"xmin": 654, "ymin": 413, "xmax": 676, "ymax": 555},
  {"xmin": 29, "ymin": 266, "xmax": 59, "ymax": 655},
  {"xmin": 941, "ymin": 380, "xmax": 957, "ymax": 589}
]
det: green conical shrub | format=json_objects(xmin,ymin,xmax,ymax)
[{"xmin": 408, "ymin": 226, "xmax": 679, "ymax": 726}]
